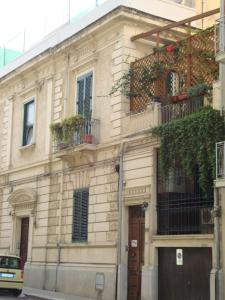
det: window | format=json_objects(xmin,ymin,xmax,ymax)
[
  {"xmin": 167, "ymin": 71, "xmax": 180, "ymax": 96},
  {"xmin": 76, "ymin": 72, "xmax": 92, "ymax": 118},
  {"xmin": 22, "ymin": 99, "xmax": 34, "ymax": 146},
  {"xmin": 72, "ymin": 188, "xmax": 89, "ymax": 242}
]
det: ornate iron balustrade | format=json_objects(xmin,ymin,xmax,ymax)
[{"xmin": 53, "ymin": 118, "xmax": 100, "ymax": 153}]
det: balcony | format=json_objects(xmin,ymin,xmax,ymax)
[
  {"xmin": 52, "ymin": 118, "xmax": 100, "ymax": 163},
  {"xmin": 157, "ymin": 165, "xmax": 214, "ymax": 235},
  {"xmin": 215, "ymin": 17, "xmax": 225, "ymax": 63},
  {"xmin": 129, "ymin": 27, "xmax": 218, "ymax": 116}
]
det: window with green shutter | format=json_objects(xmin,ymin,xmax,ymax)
[
  {"xmin": 72, "ymin": 188, "xmax": 89, "ymax": 242},
  {"xmin": 76, "ymin": 72, "xmax": 92, "ymax": 119}
]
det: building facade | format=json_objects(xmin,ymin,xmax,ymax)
[{"xmin": 0, "ymin": 1, "xmax": 222, "ymax": 300}]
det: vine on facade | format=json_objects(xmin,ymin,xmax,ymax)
[{"xmin": 152, "ymin": 107, "xmax": 225, "ymax": 192}]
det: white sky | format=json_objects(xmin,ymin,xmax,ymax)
[{"xmin": 0, "ymin": 0, "xmax": 107, "ymax": 50}]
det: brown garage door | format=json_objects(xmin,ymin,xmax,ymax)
[{"xmin": 158, "ymin": 247, "xmax": 212, "ymax": 300}]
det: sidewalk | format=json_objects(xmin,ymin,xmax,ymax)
[{"xmin": 23, "ymin": 287, "xmax": 95, "ymax": 300}]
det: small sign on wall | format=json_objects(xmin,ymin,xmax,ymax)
[
  {"xmin": 176, "ymin": 249, "xmax": 183, "ymax": 265},
  {"xmin": 131, "ymin": 240, "xmax": 138, "ymax": 248}
]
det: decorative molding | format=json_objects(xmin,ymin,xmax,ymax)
[
  {"xmin": 124, "ymin": 185, "xmax": 151, "ymax": 206},
  {"xmin": 8, "ymin": 188, "xmax": 37, "ymax": 210}
]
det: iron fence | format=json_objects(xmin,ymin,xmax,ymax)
[
  {"xmin": 53, "ymin": 118, "xmax": 100, "ymax": 153},
  {"xmin": 161, "ymin": 95, "xmax": 204, "ymax": 123},
  {"xmin": 157, "ymin": 163, "xmax": 214, "ymax": 235}
]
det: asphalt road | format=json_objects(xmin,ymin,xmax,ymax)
[{"xmin": 0, "ymin": 291, "xmax": 44, "ymax": 300}]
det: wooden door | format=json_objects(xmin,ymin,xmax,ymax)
[
  {"xmin": 20, "ymin": 217, "xmax": 29, "ymax": 270},
  {"xmin": 127, "ymin": 206, "xmax": 145, "ymax": 300},
  {"xmin": 158, "ymin": 247, "xmax": 212, "ymax": 300}
]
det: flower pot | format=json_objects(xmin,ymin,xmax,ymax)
[
  {"xmin": 171, "ymin": 95, "xmax": 179, "ymax": 103},
  {"xmin": 177, "ymin": 93, "xmax": 188, "ymax": 101},
  {"xmin": 83, "ymin": 134, "xmax": 92, "ymax": 144}
]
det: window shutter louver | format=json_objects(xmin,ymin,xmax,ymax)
[
  {"xmin": 72, "ymin": 188, "xmax": 89, "ymax": 242},
  {"xmin": 77, "ymin": 79, "xmax": 84, "ymax": 115},
  {"xmin": 84, "ymin": 74, "xmax": 92, "ymax": 119}
]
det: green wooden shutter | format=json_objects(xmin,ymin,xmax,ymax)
[
  {"xmin": 77, "ymin": 78, "xmax": 84, "ymax": 115},
  {"xmin": 77, "ymin": 72, "xmax": 92, "ymax": 118},
  {"xmin": 84, "ymin": 73, "xmax": 92, "ymax": 119},
  {"xmin": 72, "ymin": 188, "xmax": 89, "ymax": 242}
]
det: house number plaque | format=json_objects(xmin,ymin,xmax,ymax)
[{"xmin": 131, "ymin": 240, "xmax": 138, "ymax": 247}]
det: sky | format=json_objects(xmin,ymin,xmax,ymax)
[{"xmin": 0, "ymin": 0, "xmax": 107, "ymax": 51}]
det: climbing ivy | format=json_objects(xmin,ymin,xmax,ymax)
[
  {"xmin": 152, "ymin": 107, "xmax": 225, "ymax": 192},
  {"xmin": 110, "ymin": 61, "xmax": 164, "ymax": 97}
]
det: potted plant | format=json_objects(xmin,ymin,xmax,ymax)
[
  {"xmin": 188, "ymin": 83, "xmax": 210, "ymax": 98},
  {"xmin": 83, "ymin": 134, "xmax": 93, "ymax": 144}
]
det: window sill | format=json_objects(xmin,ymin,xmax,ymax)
[{"xmin": 19, "ymin": 143, "xmax": 35, "ymax": 151}]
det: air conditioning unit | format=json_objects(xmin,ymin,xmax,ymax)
[{"xmin": 200, "ymin": 208, "xmax": 213, "ymax": 225}]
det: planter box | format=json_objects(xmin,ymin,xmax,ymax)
[
  {"xmin": 172, "ymin": 93, "xmax": 188, "ymax": 103},
  {"xmin": 83, "ymin": 134, "xmax": 93, "ymax": 144},
  {"xmin": 171, "ymin": 95, "xmax": 179, "ymax": 103}
]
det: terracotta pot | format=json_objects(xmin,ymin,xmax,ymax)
[
  {"xmin": 177, "ymin": 93, "xmax": 188, "ymax": 101},
  {"xmin": 83, "ymin": 134, "xmax": 92, "ymax": 144},
  {"xmin": 171, "ymin": 95, "xmax": 179, "ymax": 103}
]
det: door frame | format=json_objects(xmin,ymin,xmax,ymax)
[
  {"xmin": 127, "ymin": 205, "xmax": 146, "ymax": 300},
  {"xmin": 8, "ymin": 188, "xmax": 36, "ymax": 263}
]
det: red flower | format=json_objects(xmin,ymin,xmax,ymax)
[{"xmin": 166, "ymin": 44, "xmax": 175, "ymax": 53}]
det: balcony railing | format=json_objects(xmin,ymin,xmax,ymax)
[
  {"xmin": 161, "ymin": 95, "xmax": 204, "ymax": 123},
  {"xmin": 215, "ymin": 17, "xmax": 225, "ymax": 55},
  {"xmin": 53, "ymin": 118, "xmax": 100, "ymax": 153},
  {"xmin": 216, "ymin": 141, "xmax": 225, "ymax": 179}
]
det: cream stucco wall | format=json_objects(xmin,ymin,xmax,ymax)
[{"xmin": 0, "ymin": 4, "xmax": 220, "ymax": 300}]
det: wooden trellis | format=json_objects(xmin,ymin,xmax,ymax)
[{"xmin": 130, "ymin": 27, "xmax": 218, "ymax": 113}]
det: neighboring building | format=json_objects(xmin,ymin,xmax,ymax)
[{"xmin": 0, "ymin": 0, "xmax": 221, "ymax": 300}]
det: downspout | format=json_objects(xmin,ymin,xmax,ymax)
[
  {"xmin": 213, "ymin": 187, "xmax": 222, "ymax": 300},
  {"xmin": 116, "ymin": 142, "xmax": 125, "ymax": 300},
  {"xmin": 55, "ymin": 161, "xmax": 64, "ymax": 292}
]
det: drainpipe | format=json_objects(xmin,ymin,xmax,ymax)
[
  {"xmin": 55, "ymin": 161, "xmax": 64, "ymax": 292},
  {"xmin": 116, "ymin": 142, "xmax": 125, "ymax": 300},
  {"xmin": 213, "ymin": 187, "xmax": 222, "ymax": 300}
]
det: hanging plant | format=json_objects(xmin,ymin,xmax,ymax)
[
  {"xmin": 50, "ymin": 115, "xmax": 84, "ymax": 144},
  {"xmin": 152, "ymin": 107, "xmax": 225, "ymax": 192},
  {"xmin": 50, "ymin": 123, "xmax": 63, "ymax": 142}
]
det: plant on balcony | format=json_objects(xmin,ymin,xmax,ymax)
[
  {"xmin": 50, "ymin": 122, "xmax": 63, "ymax": 142},
  {"xmin": 187, "ymin": 83, "xmax": 211, "ymax": 98},
  {"xmin": 50, "ymin": 115, "xmax": 85, "ymax": 144},
  {"xmin": 110, "ymin": 61, "xmax": 164, "ymax": 98},
  {"xmin": 152, "ymin": 107, "xmax": 225, "ymax": 192}
]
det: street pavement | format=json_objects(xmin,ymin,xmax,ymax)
[{"xmin": 0, "ymin": 291, "xmax": 44, "ymax": 300}]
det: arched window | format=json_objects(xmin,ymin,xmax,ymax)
[{"xmin": 167, "ymin": 71, "xmax": 180, "ymax": 96}]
